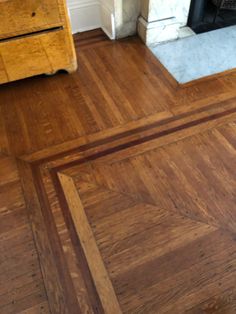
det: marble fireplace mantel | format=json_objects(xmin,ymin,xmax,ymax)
[{"xmin": 138, "ymin": 0, "xmax": 193, "ymax": 46}]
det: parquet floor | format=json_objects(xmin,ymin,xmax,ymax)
[
  {"xmin": 0, "ymin": 29, "xmax": 236, "ymax": 313},
  {"xmin": 0, "ymin": 155, "xmax": 49, "ymax": 313}
]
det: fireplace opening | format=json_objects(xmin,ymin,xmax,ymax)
[{"xmin": 188, "ymin": 0, "xmax": 236, "ymax": 33}]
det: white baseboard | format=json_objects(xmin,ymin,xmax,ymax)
[
  {"xmin": 100, "ymin": 2, "xmax": 115, "ymax": 39},
  {"xmin": 67, "ymin": 0, "xmax": 101, "ymax": 34}
]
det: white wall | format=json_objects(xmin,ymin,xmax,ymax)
[
  {"xmin": 66, "ymin": 0, "xmax": 140, "ymax": 39},
  {"xmin": 66, "ymin": 0, "xmax": 115, "ymax": 38},
  {"xmin": 66, "ymin": 0, "xmax": 102, "ymax": 34}
]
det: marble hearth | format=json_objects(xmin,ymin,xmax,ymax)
[
  {"xmin": 109, "ymin": 0, "xmax": 236, "ymax": 84},
  {"xmin": 138, "ymin": 0, "xmax": 194, "ymax": 46},
  {"xmin": 150, "ymin": 25, "xmax": 236, "ymax": 84}
]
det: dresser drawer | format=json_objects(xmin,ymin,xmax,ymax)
[
  {"xmin": 0, "ymin": 29, "xmax": 76, "ymax": 84},
  {"xmin": 0, "ymin": 0, "xmax": 62, "ymax": 39}
]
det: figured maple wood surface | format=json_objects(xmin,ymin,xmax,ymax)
[
  {"xmin": 0, "ymin": 29, "xmax": 236, "ymax": 313},
  {"xmin": 0, "ymin": 0, "xmax": 62, "ymax": 39},
  {"xmin": 0, "ymin": 0, "xmax": 77, "ymax": 84}
]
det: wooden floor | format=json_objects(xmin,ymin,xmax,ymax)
[
  {"xmin": 0, "ymin": 155, "xmax": 49, "ymax": 313},
  {"xmin": 0, "ymin": 29, "xmax": 236, "ymax": 313}
]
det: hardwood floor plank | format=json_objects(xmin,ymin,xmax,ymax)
[
  {"xmin": 58, "ymin": 173, "xmax": 122, "ymax": 314},
  {"xmin": 0, "ymin": 156, "xmax": 50, "ymax": 314},
  {"xmin": 18, "ymin": 160, "xmax": 81, "ymax": 313},
  {"xmin": 1, "ymin": 29, "xmax": 236, "ymax": 313},
  {"xmin": 1, "ymin": 31, "xmax": 235, "ymax": 156},
  {"xmin": 18, "ymin": 301, "xmax": 50, "ymax": 314}
]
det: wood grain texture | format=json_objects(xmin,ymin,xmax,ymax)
[
  {"xmin": 18, "ymin": 160, "xmax": 80, "ymax": 314},
  {"xmin": 0, "ymin": 30, "xmax": 236, "ymax": 313},
  {"xmin": 13, "ymin": 106, "xmax": 236, "ymax": 313},
  {"xmin": 0, "ymin": 0, "xmax": 77, "ymax": 84},
  {"xmin": 0, "ymin": 155, "xmax": 50, "ymax": 314},
  {"xmin": 59, "ymin": 173, "xmax": 122, "ymax": 314},
  {"xmin": 0, "ymin": 0, "xmax": 61, "ymax": 39},
  {"xmin": 0, "ymin": 31, "xmax": 236, "ymax": 156},
  {"xmin": 56, "ymin": 117, "xmax": 236, "ymax": 313}
]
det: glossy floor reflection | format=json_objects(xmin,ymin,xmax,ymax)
[{"xmin": 150, "ymin": 25, "xmax": 236, "ymax": 84}]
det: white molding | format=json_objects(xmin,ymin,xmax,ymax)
[
  {"xmin": 138, "ymin": 16, "xmax": 181, "ymax": 46},
  {"xmin": 68, "ymin": 0, "xmax": 99, "ymax": 9},
  {"xmin": 67, "ymin": 0, "xmax": 101, "ymax": 34},
  {"xmin": 100, "ymin": 1, "xmax": 115, "ymax": 39},
  {"xmin": 66, "ymin": 0, "xmax": 115, "ymax": 38}
]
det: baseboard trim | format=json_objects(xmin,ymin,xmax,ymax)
[
  {"xmin": 67, "ymin": 0, "xmax": 101, "ymax": 34},
  {"xmin": 67, "ymin": 0, "xmax": 115, "ymax": 38}
]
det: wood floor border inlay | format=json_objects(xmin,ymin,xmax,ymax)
[
  {"xmin": 59, "ymin": 173, "xmax": 122, "ymax": 314},
  {"xmin": 52, "ymin": 105, "xmax": 236, "ymax": 173},
  {"xmin": 21, "ymin": 95, "xmax": 236, "ymax": 164},
  {"xmin": 2, "ymin": 31, "xmax": 236, "ymax": 313},
  {"xmin": 18, "ymin": 160, "xmax": 82, "ymax": 314},
  {"xmin": 17, "ymin": 103, "xmax": 236, "ymax": 313}
]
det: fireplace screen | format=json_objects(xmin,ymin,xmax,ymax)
[
  {"xmin": 212, "ymin": 0, "xmax": 236, "ymax": 10},
  {"xmin": 188, "ymin": 0, "xmax": 236, "ymax": 33}
]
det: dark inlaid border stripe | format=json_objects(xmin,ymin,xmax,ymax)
[
  {"xmin": 52, "ymin": 105, "xmax": 236, "ymax": 173},
  {"xmin": 50, "ymin": 168, "xmax": 104, "ymax": 314},
  {"xmin": 58, "ymin": 173, "xmax": 122, "ymax": 313},
  {"xmin": 30, "ymin": 96, "xmax": 236, "ymax": 166},
  {"xmin": 31, "ymin": 164, "xmax": 82, "ymax": 314},
  {"xmin": 20, "ymin": 103, "xmax": 236, "ymax": 314}
]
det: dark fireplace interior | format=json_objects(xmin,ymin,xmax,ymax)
[{"xmin": 188, "ymin": 0, "xmax": 236, "ymax": 33}]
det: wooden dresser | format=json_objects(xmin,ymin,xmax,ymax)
[{"xmin": 0, "ymin": 0, "xmax": 77, "ymax": 84}]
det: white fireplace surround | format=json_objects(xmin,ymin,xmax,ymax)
[
  {"xmin": 138, "ymin": 0, "xmax": 193, "ymax": 45},
  {"xmin": 66, "ymin": 0, "xmax": 193, "ymax": 45}
]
